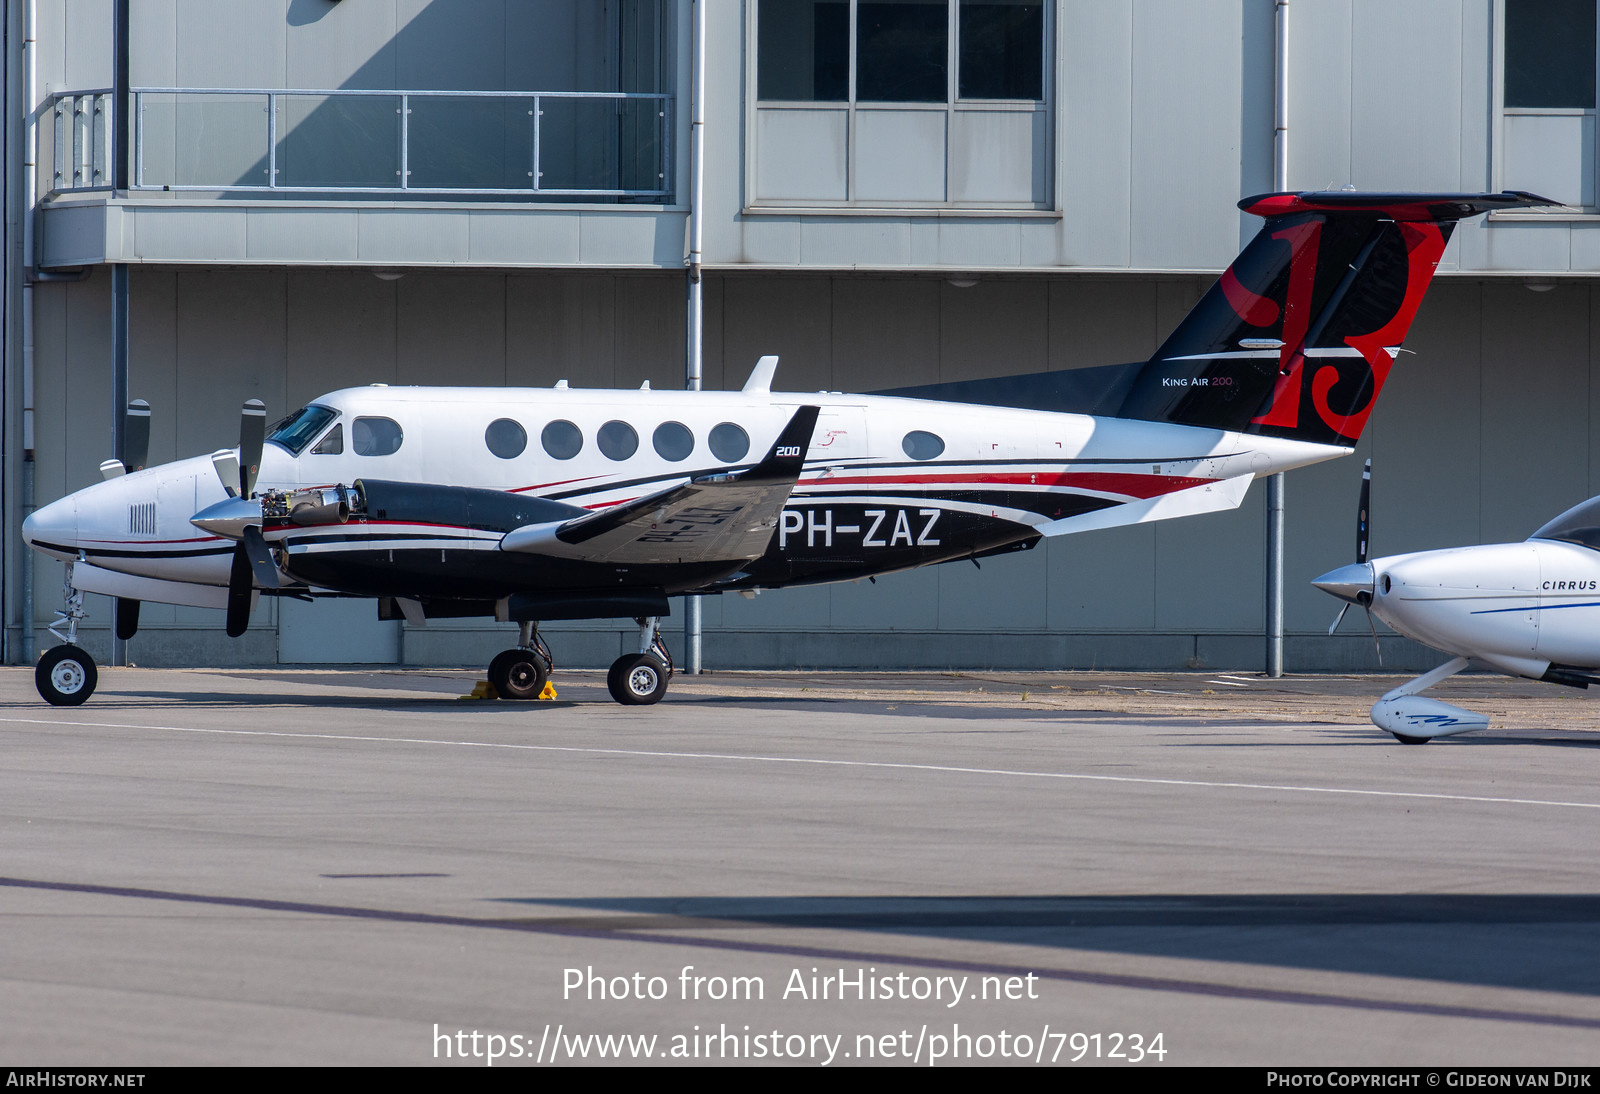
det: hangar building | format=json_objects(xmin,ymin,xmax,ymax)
[{"xmin": 5, "ymin": 0, "xmax": 1598, "ymax": 673}]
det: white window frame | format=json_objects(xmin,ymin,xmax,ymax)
[
  {"xmin": 744, "ymin": 0, "xmax": 1056, "ymax": 213},
  {"xmin": 1492, "ymin": 0, "xmax": 1598, "ymax": 212}
]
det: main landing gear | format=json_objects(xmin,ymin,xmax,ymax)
[
  {"xmin": 484, "ymin": 616, "xmax": 673, "ymax": 706},
  {"xmin": 487, "ymin": 622, "xmax": 554, "ymax": 701},
  {"xmin": 36, "ymin": 565, "xmax": 98, "ymax": 706},
  {"xmin": 607, "ymin": 617, "xmax": 672, "ymax": 706}
]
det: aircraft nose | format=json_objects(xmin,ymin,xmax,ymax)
[
  {"xmin": 1312, "ymin": 561, "xmax": 1374, "ymax": 606},
  {"xmin": 22, "ymin": 494, "xmax": 78, "ymax": 555}
]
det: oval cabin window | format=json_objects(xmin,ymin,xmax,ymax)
[
  {"xmin": 541, "ymin": 420, "xmax": 584, "ymax": 461},
  {"xmin": 485, "ymin": 419, "xmax": 527, "ymax": 459}
]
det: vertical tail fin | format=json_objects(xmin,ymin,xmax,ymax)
[{"xmin": 1116, "ymin": 191, "xmax": 1551, "ymax": 446}]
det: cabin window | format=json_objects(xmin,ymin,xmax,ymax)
[
  {"xmin": 709, "ymin": 422, "xmax": 751, "ymax": 462},
  {"xmin": 541, "ymin": 420, "xmax": 584, "ymax": 460},
  {"xmin": 267, "ymin": 404, "xmax": 338, "ymax": 455},
  {"xmin": 598, "ymin": 420, "xmax": 639, "ymax": 461},
  {"xmin": 653, "ymin": 421, "xmax": 695, "ymax": 461},
  {"xmin": 485, "ymin": 418, "xmax": 527, "ymax": 459},
  {"xmin": 310, "ymin": 423, "xmax": 343, "ymax": 455},
  {"xmin": 352, "ymin": 416, "xmax": 404, "ymax": 456},
  {"xmin": 902, "ymin": 429, "xmax": 945, "ymax": 460}
]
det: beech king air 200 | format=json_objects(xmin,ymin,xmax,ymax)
[{"xmin": 23, "ymin": 191, "xmax": 1549, "ymax": 707}]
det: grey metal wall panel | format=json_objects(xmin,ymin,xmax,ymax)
[
  {"xmin": 948, "ymin": 109, "xmax": 1048, "ymax": 206},
  {"xmin": 717, "ymin": 276, "xmax": 834, "ymax": 393},
  {"xmin": 1045, "ymin": 278, "xmax": 1158, "ymax": 370},
  {"xmin": 135, "ymin": 205, "xmax": 248, "ymax": 262},
  {"xmin": 285, "ymin": 269, "xmax": 399, "ymax": 405},
  {"xmin": 739, "ymin": 215, "xmax": 804, "ymax": 266},
  {"xmin": 1046, "ymin": 525, "xmax": 1157, "ymax": 632},
  {"xmin": 356, "ymin": 209, "xmax": 470, "ymax": 264},
  {"xmin": 1058, "ymin": 0, "xmax": 1132, "ymax": 267},
  {"xmin": 1284, "ymin": 0, "xmax": 1353, "ymax": 191},
  {"xmin": 1128, "ymin": 0, "xmax": 1243, "ymax": 270},
  {"xmin": 175, "ymin": 0, "xmax": 288, "ymax": 88},
  {"xmin": 466, "ymin": 210, "xmax": 583, "ymax": 266},
  {"xmin": 1349, "ymin": 1, "xmax": 1463, "ymax": 190},
  {"xmin": 935, "ymin": 220, "xmax": 1021, "ymax": 270},
  {"xmin": 854, "ymin": 110, "xmax": 947, "ymax": 203},
  {"xmin": 939, "ymin": 279, "xmax": 1048, "ymax": 380},
  {"xmin": 1478, "ymin": 282, "xmax": 1591, "ymax": 543},
  {"xmin": 285, "ymin": 0, "xmax": 398, "ymax": 89},
  {"xmin": 755, "ymin": 110, "xmax": 849, "ymax": 203},
  {"xmin": 829, "ymin": 278, "xmax": 941, "ymax": 390},
  {"xmin": 1153, "ymin": 497, "xmax": 1265, "ymax": 633},
  {"xmin": 246, "ymin": 208, "xmax": 361, "ymax": 263},
  {"xmin": 799, "ymin": 218, "xmax": 911, "ymax": 268},
  {"xmin": 397, "ymin": 274, "xmax": 507, "ymax": 387}
]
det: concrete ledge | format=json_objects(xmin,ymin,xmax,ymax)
[{"xmin": 27, "ymin": 624, "xmax": 1460, "ymax": 674}]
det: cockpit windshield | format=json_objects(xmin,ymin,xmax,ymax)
[
  {"xmin": 267, "ymin": 404, "xmax": 339, "ymax": 456},
  {"xmin": 1531, "ymin": 496, "xmax": 1600, "ymax": 551}
]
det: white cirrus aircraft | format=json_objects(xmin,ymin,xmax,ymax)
[
  {"xmin": 24, "ymin": 191, "xmax": 1548, "ymax": 707},
  {"xmin": 1316, "ymin": 475, "xmax": 1600, "ymax": 744}
]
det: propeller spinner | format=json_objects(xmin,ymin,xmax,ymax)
[{"xmin": 199, "ymin": 399, "xmax": 276, "ymax": 636}]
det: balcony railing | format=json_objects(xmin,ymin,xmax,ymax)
[{"xmin": 49, "ymin": 87, "xmax": 673, "ymax": 200}]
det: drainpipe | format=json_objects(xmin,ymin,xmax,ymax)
[
  {"xmin": 1265, "ymin": 0, "xmax": 1289, "ymax": 678},
  {"xmin": 682, "ymin": 0, "xmax": 705, "ymax": 675}
]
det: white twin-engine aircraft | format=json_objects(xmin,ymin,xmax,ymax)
[
  {"xmin": 24, "ymin": 191, "xmax": 1547, "ymax": 707},
  {"xmin": 1316, "ymin": 477, "xmax": 1600, "ymax": 744}
]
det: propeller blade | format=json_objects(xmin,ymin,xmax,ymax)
[
  {"xmin": 1327, "ymin": 602, "xmax": 1351, "ymax": 636},
  {"xmin": 240, "ymin": 526, "xmax": 282, "ymax": 589},
  {"xmin": 211, "ymin": 450, "xmax": 241, "ymax": 498},
  {"xmin": 239, "ymin": 399, "xmax": 267, "ymax": 498},
  {"xmin": 123, "ymin": 399, "xmax": 151, "ymax": 473},
  {"xmin": 225, "ymin": 542, "xmax": 253, "ymax": 637},
  {"xmin": 1356, "ymin": 458, "xmax": 1371, "ymax": 565},
  {"xmin": 1364, "ymin": 603, "xmax": 1383, "ymax": 667}
]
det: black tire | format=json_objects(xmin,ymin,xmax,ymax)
[
  {"xmin": 36, "ymin": 644, "xmax": 97, "ymax": 706},
  {"xmin": 489, "ymin": 648, "xmax": 550, "ymax": 701},
  {"xmin": 607, "ymin": 654, "xmax": 669, "ymax": 706},
  {"xmin": 1392, "ymin": 733, "xmax": 1430, "ymax": 745}
]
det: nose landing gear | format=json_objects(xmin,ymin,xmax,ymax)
[{"xmin": 37, "ymin": 564, "xmax": 98, "ymax": 706}]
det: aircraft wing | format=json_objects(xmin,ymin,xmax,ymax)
[{"xmin": 500, "ymin": 405, "xmax": 820, "ymax": 565}]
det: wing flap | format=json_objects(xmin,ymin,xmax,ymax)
[{"xmin": 501, "ymin": 406, "xmax": 820, "ymax": 565}]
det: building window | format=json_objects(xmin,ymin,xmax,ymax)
[
  {"xmin": 751, "ymin": 0, "xmax": 1050, "ymax": 208},
  {"xmin": 1498, "ymin": 0, "xmax": 1597, "ymax": 207}
]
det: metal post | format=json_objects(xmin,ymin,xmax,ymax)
[
  {"xmin": 682, "ymin": 0, "xmax": 706, "ymax": 675},
  {"xmin": 1265, "ymin": 0, "xmax": 1289, "ymax": 678},
  {"xmin": 110, "ymin": 263, "xmax": 128, "ymax": 667},
  {"xmin": 109, "ymin": 0, "xmax": 130, "ymax": 667}
]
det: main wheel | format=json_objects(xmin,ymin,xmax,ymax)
[
  {"xmin": 489, "ymin": 648, "xmax": 550, "ymax": 701},
  {"xmin": 607, "ymin": 654, "xmax": 669, "ymax": 706},
  {"xmin": 36, "ymin": 644, "xmax": 97, "ymax": 706},
  {"xmin": 1392, "ymin": 732, "xmax": 1430, "ymax": 745}
]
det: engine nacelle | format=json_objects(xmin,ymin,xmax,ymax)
[{"xmin": 1370, "ymin": 695, "xmax": 1489, "ymax": 740}]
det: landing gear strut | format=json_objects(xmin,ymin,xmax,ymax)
[
  {"xmin": 36, "ymin": 563, "xmax": 98, "ymax": 706},
  {"xmin": 488, "ymin": 621, "xmax": 553, "ymax": 701},
  {"xmin": 607, "ymin": 616, "xmax": 672, "ymax": 705}
]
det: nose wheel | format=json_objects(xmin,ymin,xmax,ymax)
[{"xmin": 36, "ymin": 644, "xmax": 98, "ymax": 706}]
